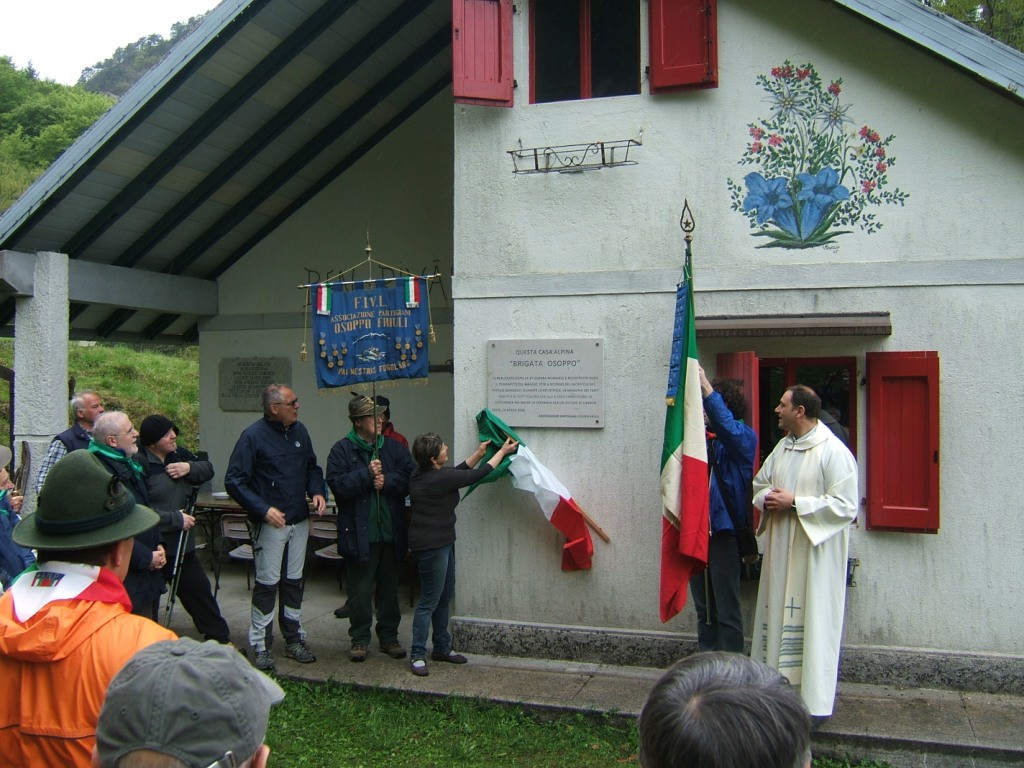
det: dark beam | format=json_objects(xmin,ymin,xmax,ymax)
[
  {"xmin": 168, "ymin": 28, "xmax": 450, "ymax": 277},
  {"xmin": 112, "ymin": 0, "xmax": 437, "ymax": 270},
  {"xmin": 209, "ymin": 72, "xmax": 451, "ymax": 280},
  {"xmin": 61, "ymin": 0, "xmax": 362, "ymax": 257},
  {"xmin": 95, "ymin": 308, "xmax": 138, "ymax": 338}
]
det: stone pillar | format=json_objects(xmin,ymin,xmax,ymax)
[{"xmin": 13, "ymin": 251, "xmax": 69, "ymax": 514}]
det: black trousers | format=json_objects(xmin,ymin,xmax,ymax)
[{"xmin": 164, "ymin": 551, "xmax": 231, "ymax": 643}]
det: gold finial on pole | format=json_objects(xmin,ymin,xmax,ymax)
[{"xmin": 679, "ymin": 199, "xmax": 695, "ymax": 243}]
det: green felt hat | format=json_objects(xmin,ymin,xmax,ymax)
[{"xmin": 14, "ymin": 451, "xmax": 158, "ymax": 550}]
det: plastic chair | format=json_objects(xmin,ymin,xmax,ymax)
[
  {"xmin": 214, "ymin": 513, "xmax": 254, "ymax": 596},
  {"xmin": 308, "ymin": 516, "xmax": 344, "ymax": 589}
]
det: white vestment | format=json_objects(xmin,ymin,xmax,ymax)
[{"xmin": 751, "ymin": 422, "xmax": 858, "ymax": 716}]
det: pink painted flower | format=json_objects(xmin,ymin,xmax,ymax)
[
  {"xmin": 772, "ymin": 65, "xmax": 793, "ymax": 79},
  {"xmin": 869, "ymin": 131, "xmax": 880, "ymax": 143},
  {"xmin": 828, "ymin": 82, "xmax": 841, "ymax": 96},
  {"xmin": 876, "ymin": 162, "xmax": 887, "ymax": 173},
  {"xmin": 751, "ymin": 141, "xmax": 763, "ymax": 153},
  {"xmin": 768, "ymin": 134, "xmax": 783, "ymax": 147},
  {"xmin": 749, "ymin": 126, "xmax": 764, "ymax": 140},
  {"xmin": 875, "ymin": 147, "xmax": 886, "ymax": 158},
  {"xmin": 859, "ymin": 125, "xmax": 871, "ymax": 138},
  {"xmin": 862, "ymin": 180, "xmax": 876, "ymax": 193},
  {"xmin": 797, "ymin": 68, "xmax": 811, "ymax": 80}
]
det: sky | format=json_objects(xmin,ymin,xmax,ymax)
[{"xmin": 0, "ymin": 0, "xmax": 219, "ymax": 85}]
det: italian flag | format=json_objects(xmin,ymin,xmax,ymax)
[
  {"xmin": 471, "ymin": 409, "xmax": 594, "ymax": 571},
  {"xmin": 659, "ymin": 255, "xmax": 709, "ymax": 622},
  {"xmin": 315, "ymin": 284, "xmax": 331, "ymax": 315},
  {"xmin": 507, "ymin": 445, "xmax": 594, "ymax": 571},
  {"xmin": 405, "ymin": 276, "xmax": 422, "ymax": 308}
]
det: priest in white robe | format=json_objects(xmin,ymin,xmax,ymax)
[{"xmin": 751, "ymin": 384, "xmax": 858, "ymax": 717}]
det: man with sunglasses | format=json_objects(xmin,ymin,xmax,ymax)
[{"xmin": 225, "ymin": 384, "xmax": 326, "ymax": 672}]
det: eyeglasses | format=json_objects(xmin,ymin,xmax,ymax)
[
  {"xmin": 118, "ymin": 427, "xmax": 138, "ymax": 435},
  {"xmin": 277, "ymin": 399, "xmax": 299, "ymax": 408}
]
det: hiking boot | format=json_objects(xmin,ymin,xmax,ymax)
[
  {"xmin": 334, "ymin": 604, "xmax": 351, "ymax": 619},
  {"xmin": 380, "ymin": 641, "xmax": 407, "ymax": 659},
  {"xmin": 431, "ymin": 650, "xmax": 468, "ymax": 664},
  {"xmin": 410, "ymin": 659, "xmax": 429, "ymax": 676},
  {"xmin": 253, "ymin": 649, "xmax": 275, "ymax": 671},
  {"xmin": 285, "ymin": 641, "xmax": 316, "ymax": 663},
  {"xmin": 350, "ymin": 644, "xmax": 367, "ymax": 662}
]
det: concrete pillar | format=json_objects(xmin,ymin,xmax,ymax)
[{"xmin": 13, "ymin": 251, "xmax": 69, "ymax": 514}]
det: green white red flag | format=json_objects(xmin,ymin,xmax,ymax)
[
  {"xmin": 472, "ymin": 409, "xmax": 594, "ymax": 571},
  {"xmin": 659, "ymin": 253, "xmax": 709, "ymax": 622}
]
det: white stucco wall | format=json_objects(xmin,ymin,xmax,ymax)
[
  {"xmin": 200, "ymin": 93, "xmax": 455, "ymax": 485},
  {"xmin": 449, "ymin": 0, "xmax": 1024, "ymax": 657}
]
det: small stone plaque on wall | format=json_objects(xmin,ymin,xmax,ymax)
[
  {"xmin": 219, "ymin": 357, "xmax": 291, "ymax": 411},
  {"xmin": 487, "ymin": 339, "xmax": 603, "ymax": 428}
]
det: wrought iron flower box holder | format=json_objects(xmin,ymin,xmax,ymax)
[{"xmin": 508, "ymin": 139, "xmax": 640, "ymax": 174}]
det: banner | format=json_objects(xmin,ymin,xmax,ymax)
[{"xmin": 310, "ymin": 277, "xmax": 429, "ymax": 389}]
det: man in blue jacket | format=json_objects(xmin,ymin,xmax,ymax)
[
  {"xmin": 689, "ymin": 366, "xmax": 759, "ymax": 653},
  {"xmin": 225, "ymin": 384, "xmax": 326, "ymax": 671},
  {"xmin": 327, "ymin": 395, "xmax": 415, "ymax": 662}
]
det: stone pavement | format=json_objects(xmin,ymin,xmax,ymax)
[{"xmin": 166, "ymin": 557, "xmax": 1024, "ymax": 768}]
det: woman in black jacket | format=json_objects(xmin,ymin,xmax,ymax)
[{"xmin": 406, "ymin": 432, "xmax": 517, "ymax": 676}]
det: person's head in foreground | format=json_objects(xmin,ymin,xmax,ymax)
[
  {"xmin": 638, "ymin": 652, "xmax": 812, "ymax": 768},
  {"xmin": 93, "ymin": 637, "xmax": 285, "ymax": 768}
]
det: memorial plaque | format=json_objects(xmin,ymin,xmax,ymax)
[
  {"xmin": 487, "ymin": 339, "xmax": 603, "ymax": 428},
  {"xmin": 219, "ymin": 357, "xmax": 292, "ymax": 411}
]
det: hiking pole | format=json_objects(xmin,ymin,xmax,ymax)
[{"xmin": 163, "ymin": 486, "xmax": 199, "ymax": 627}]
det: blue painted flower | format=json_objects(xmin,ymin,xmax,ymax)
[
  {"xmin": 796, "ymin": 167, "xmax": 850, "ymax": 235},
  {"xmin": 743, "ymin": 172, "xmax": 798, "ymax": 236}
]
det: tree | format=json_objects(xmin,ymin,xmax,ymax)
[
  {"xmin": 925, "ymin": 1, "xmax": 1024, "ymax": 53},
  {"xmin": 0, "ymin": 57, "xmax": 113, "ymax": 211},
  {"xmin": 78, "ymin": 14, "xmax": 207, "ymax": 97}
]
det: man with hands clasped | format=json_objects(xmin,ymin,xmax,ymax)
[
  {"xmin": 327, "ymin": 395, "xmax": 416, "ymax": 663},
  {"xmin": 751, "ymin": 384, "xmax": 858, "ymax": 720}
]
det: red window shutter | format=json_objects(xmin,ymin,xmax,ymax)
[
  {"xmin": 866, "ymin": 351, "xmax": 940, "ymax": 532},
  {"xmin": 453, "ymin": 0, "xmax": 514, "ymax": 107},
  {"xmin": 648, "ymin": 0, "xmax": 718, "ymax": 92}
]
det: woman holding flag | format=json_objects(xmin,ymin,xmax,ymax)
[{"xmin": 407, "ymin": 432, "xmax": 518, "ymax": 676}]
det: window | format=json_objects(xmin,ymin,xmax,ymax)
[
  {"xmin": 865, "ymin": 351, "xmax": 940, "ymax": 533},
  {"xmin": 451, "ymin": 0, "xmax": 718, "ymax": 107},
  {"xmin": 758, "ymin": 357, "xmax": 857, "ymax": 460},
  {"xmin": 530, "ymin": 0, "xmax": 641, "ymax": 104}
]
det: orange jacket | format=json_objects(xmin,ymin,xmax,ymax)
[{"xmin": 0, "ymin": 565, "xmax": 176, "ymax": 768}]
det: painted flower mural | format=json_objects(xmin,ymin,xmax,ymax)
[{"xmin": 728, "ymin": 61, "xmax": 908, "ymax": 248}]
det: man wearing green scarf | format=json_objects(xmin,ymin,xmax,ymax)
[
  {"xmin": 327, "ymin": 395, "xmax": 415, "ymax": 662},
  {"xmin": 89, "ymin": 412, "xmax": 167, "ymax": 620}
]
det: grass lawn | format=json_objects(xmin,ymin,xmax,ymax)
[{"xmin": 268, "ymin": 679, "xmax": 893, "ymax": 768}]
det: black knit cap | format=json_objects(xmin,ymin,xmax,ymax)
[{"xmin": 140, "ymin": 414, "xmax": 179, "ymax": 448}]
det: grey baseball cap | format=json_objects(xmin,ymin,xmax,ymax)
[{"xmin": 96, "ymin": 638, "xmax": 285, "ymax": 768}]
